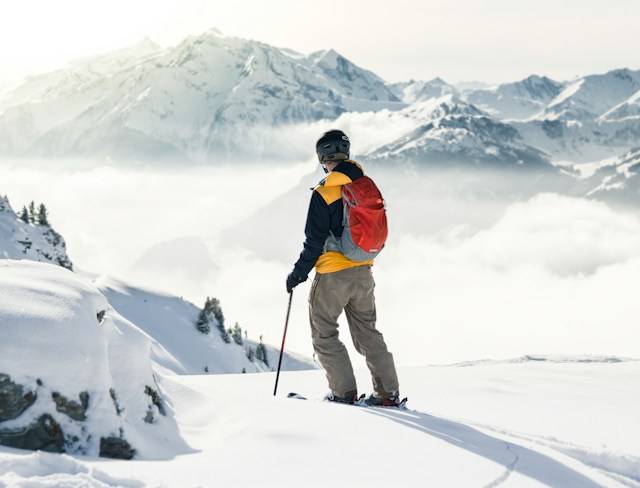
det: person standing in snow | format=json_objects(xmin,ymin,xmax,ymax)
[{"xmin": 286, "ymin": 130, "xmax": 401, "ymax": 407}]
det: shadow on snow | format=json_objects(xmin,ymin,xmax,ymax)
[{"xmin": 363, "ymin": 408, "xmax": 602, "ymax": 488}]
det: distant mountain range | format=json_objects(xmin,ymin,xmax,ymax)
[{"xmin": 0, "ymin": 29, "xmax": 638, "ymax": 177}]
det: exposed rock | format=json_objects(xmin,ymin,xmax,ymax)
[
  {"xmin": 0, "ymin": 373, "xmax": 37, "ymax": 422},
  {"xmin": 51, "ymin": 391, "xmax": 89, "ymax": 421},
  {"xmin": 99, "ymin": 434, "xmax": 136, "ymax": 459},
  {"xmin": 144, "ymin": 385, "xmax": 166, "ymax": 416},
  {"xmin": 96, "ymin": 310, "xmax": 106, "ymax": 325},
  {"xmin": 0, "ymin": 414, "xmax": 64, "ymax": 453},
  {"xmin": 109, "ymin": 388, "xmax": 123, "ymax": 416}
]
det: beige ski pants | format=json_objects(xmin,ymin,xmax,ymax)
[{"xmin": 309, "ymin": 265, "xmax": 399, "ymax": 398}]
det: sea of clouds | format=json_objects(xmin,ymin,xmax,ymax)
[{"xmin": 1, "ymin": 158, "xmax": 639, "ymax": 367}]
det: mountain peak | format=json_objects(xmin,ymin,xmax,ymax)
[{"xmin": 309, "ymin": 48, "xmax": 344, "ymax": 69}]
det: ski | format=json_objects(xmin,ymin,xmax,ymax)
[
  {"xmin": 287, "ymin": 392, "xmax": 408, "ymax": 409},
  {"xmin": 287, "ymin": 392, "xmax": 307, "ymax": 400}
]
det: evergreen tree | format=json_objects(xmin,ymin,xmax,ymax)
[
  {"xmin": 195, "ymin": 308, "xmax": 210, "ymax": 334},
  {"xmin": 204, "ymin": 297, "xmax": 230, "ymax": 343},
  {"xmin": 207, "ymin": 297, "xmax": 225, "ymax": 328},
  {"xmin": 19, "ymin": 206, "xmax": 29, "ymax": 224},
  {"xmin": 256, "ymin": 335, "xmax": 269, "ymax": 367},
  {"xmin": 28, "ymin": 201, "xmax": 36, "ymax": 223},
  {"xmin": 232, "ymin": 322, "xmax": 243, "ymax": 345},
  {"xmin": 37, "ymin": 203, "xmax": 49, "ymax": 226},
  {"xmin": 246, "ymin": 346, "xmax": 256, "ymax": 362}
]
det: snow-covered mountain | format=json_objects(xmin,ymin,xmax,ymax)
[
  {"xmin": 0, "ymin": 192, "xmax": 314, "ymax": 377},
  {"xmin": 390, "ymin": 77, "xmax": 457, "ymax": 104},
  {"xmin": 541, "ymin": 69, "xmax": 640, "ymax": 122},
  {"xmin": 0, "ymin": 197, "xmax": 314, "ymax": 458},
  {"xmin": 600, "ymin": 89, "xmax": 640, "ymax": 122},
  {"xmin": 511, "ymin": 69, "xmax": 640, "ymax": 162},
  {"xmin": 463, "ymin": 75, "xmax": 565, "ymax": 120},
  {"xmin": 365, "ymin": 95, "xmax": 551, "ymax": 168},
  {"xmin": 0, "ymin": 195, "xmax": 72, "ymax": 269},
  {"xmin": 0, "ymin": 30, "xmax": 637, "ymax": 171},
  {"xmin": 0, "ymin": 29, "xmax": 400, "ymax": 161},
  {"xmin": 581, "ymin": 147, "xmax": 640, "ymax": 201}
]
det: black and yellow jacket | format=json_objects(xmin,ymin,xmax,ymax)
[{"xmin": 293, "ymin": 160, "xmax": 374, "ymax": 279}]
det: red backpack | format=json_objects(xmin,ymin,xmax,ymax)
[{"xmin": 325, "ymin": 176, "xmax": 388, "ymax": 261}]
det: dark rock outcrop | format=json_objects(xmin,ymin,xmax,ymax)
[
  {"xmin": 0, "ymin": 374, "xmax": 37, "ymax": 422},
  {"xmin": 144, "ymin": 385, "xmax": 166, "ymax": 416},
  {"xmin": 99, "ymin": 434, "xmax": 136, "ymax": 459},
  {"xmin": 51, "ymin": 391, "xmax": 90, "ymax": 421},
  {"xmin": 0, "ymin": 414, "xmax": 64, "ymax": 453}
]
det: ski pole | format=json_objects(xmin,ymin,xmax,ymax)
[{"xmin": 273, "ymin": 290, "xmax": 293, "ymax": 396}]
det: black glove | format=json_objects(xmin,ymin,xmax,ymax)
[{"xmin": 286, "ymin": 271, "xmax": 307, "ymax": 293}]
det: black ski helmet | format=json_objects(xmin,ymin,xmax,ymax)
[{"xmin": 316, "ymin": 130, "xmax": 350, "ymax": 164}]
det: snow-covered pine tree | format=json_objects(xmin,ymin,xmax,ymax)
[
  {"xmin": 208, "ymin": 297, "xmax": 231, "ymax": 343},
  {"xmin": 195, "ymin": 297, "xmax": 231, "ymax": 342},
  {"xmin": 256, "ymin": 335, "xmax": 269, "ymax": 367},
  {"xmin": 37, "ymin": 203, "xmax": 49, "ymax": 226},
  {"xmin": 19, "ymin": 206, "xmax": 29, "ymax": 224},
  {"xmin": 246, "ymin": 346, "xmax": 256, "ymax": 362},
  {"xmin": 232, "ymin": 323, "xmax": 243, "ymax": 345},
  {"xmin": 28, "ymin": 201, "xmax": 36, "ymax": 223},
  {"xmin": 195, "ymin": 308, "xmax": 211, "ymax": 334}
]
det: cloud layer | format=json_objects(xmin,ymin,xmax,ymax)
[{"xmin": 2, "ymin": 161, "xmax": 639, "ymax": 366}]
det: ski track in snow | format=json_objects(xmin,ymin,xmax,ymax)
[
  {"xmin": 472, "ymin": 423, "xmax": 640, "ymax": 487},
  {"xmin": 362, "ymin": 408, "xmax": 611, "ymax": 487},
  {"xmin": 482, "ymin": 442, "xmax": 520, "ymax": 488},
  {"xmin": 1, "ymin": 360, "xmax": 638, "ymax": 486}
]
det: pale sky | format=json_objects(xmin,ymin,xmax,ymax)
[{"xmin": 1, "ymin": 0, "xmax": 638, "ymax": 86}]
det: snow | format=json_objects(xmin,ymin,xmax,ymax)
[
  {"xmin": 0, "ymin": 260, "xmax": 188, "ymax": 460},
  {"xmin": 91, "ymin": 274, "xmax": 314, "ymax": 375},
  {"xmin": 0, "ymin": 30, "xmax": 399, "ymax": 161},
  {"xmin": 1, "ymin": 359, "xmax": 638, "ymax": 487},
  {"xmin": 0, "ymin": 32, "xmax": 638, "ymax": 166},
  {"xmin": 0, "ymin": 195, "xmax": 72, "ymax": 269},
  {"xmin": 464, "ymin": 75, "xmax": 565, "ymax": 120}
]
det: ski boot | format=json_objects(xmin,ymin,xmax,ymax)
[
  {"xmin": 323, "ymin": 391, "xmax": 358, "ymax": 405},
  {"xmin": 363, "ymin": 392, "xmax": 407, "ymax": 408}
]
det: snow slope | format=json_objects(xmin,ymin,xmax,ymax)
[
  {"xmin": 0, "ymin": 260, "xmax": 188, "ymax": 460},
  {"xmin": 1, "ymin": 358, "xmax": 637, "ymax": 487},
  {"xmin": 541, "ymin": 69, "xmax": 640, "ymax": 121},
  {"xmin": 390, "ymin": 77, "xmax": 457, "ymax": 104},
  {"xmin": 365, "ymin": 95, "xmax": 551, "ymax": 168},
  {"xmin": 513, "ymin": 69, "xmax": 640, "ymax": 162},
  {"xmin": 93, "ymin": 274, "xmax": 314, "ymax": 375},
  {"xmin": 581, "ymin": 147, "xmax": 640, "ymax": 201},
  {"xmin": 0, "ymin": 195, "xmax": 72, "ymax": 269},
  {"xmin": 0, "ymin": 193, "xmax": 314, "ymax": 377},
  {"xmin": 464, "ymin": 75, "xmax": 565, "ymax": 120}
]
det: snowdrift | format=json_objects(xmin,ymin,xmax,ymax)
[
  {"xmin": 0, "ymin": 260, "xmax": 189, "ymax": 459},
  {"xmin": 94, "ymin": 275, "xmax": 315, "ymax": 375}
]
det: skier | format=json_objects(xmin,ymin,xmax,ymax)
[{"xmin": 286, "ymin": 129, "xmax": 402, "ymax": 407}]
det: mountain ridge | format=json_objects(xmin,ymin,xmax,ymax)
[{"xmin": 0, "ymin": 29, "xmax": 638, "ymax": 168}]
